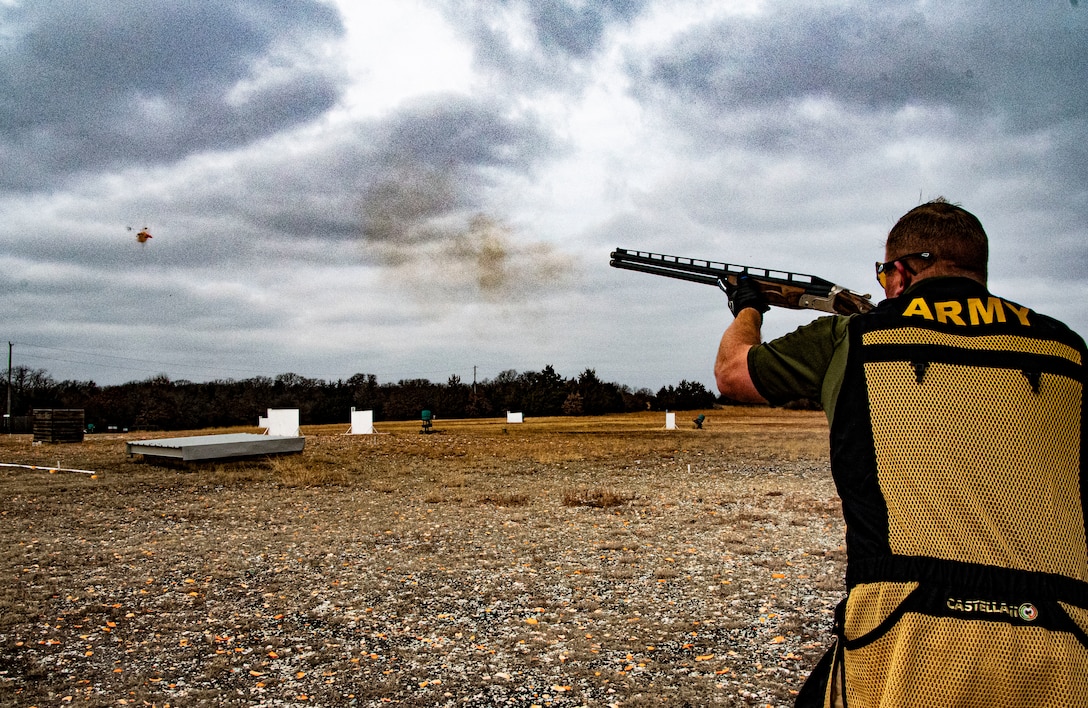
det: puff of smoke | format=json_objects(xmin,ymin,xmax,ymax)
[
  {"xmin": 374, "ymin": 212, "xmax": 576, "ymax": 303},
  {"xmin": 360, "ymin": 165, "xmax": 576, "ymax": 303}
]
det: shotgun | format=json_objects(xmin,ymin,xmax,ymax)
[{"xmin": 609, "ymin": 248, "xmax": 873, "ymax": 315}]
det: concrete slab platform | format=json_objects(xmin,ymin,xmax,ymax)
[{"xmin": 126, "ymin": 433, "xmax": 306, "ymax": 462}]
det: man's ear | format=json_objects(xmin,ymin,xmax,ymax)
[{"xmin": 889, "ymin": 261, "xmax": 911, "ymax": 297}]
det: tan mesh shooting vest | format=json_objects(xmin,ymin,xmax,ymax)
[{"xmin": 820, "ymin": 278, "xmax": 1088, "ymax": 707}]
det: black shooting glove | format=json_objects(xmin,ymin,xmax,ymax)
[{"xmin": 719, "ymin": 275, "xmax": 770, "ymax": 317}]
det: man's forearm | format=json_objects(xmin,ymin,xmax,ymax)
[{"xmin": 714, "ymin": 309, "xmax": 767, "ymax": 403}]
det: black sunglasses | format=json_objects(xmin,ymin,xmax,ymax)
[{"xmin": 875, "ymin": 251, "xmax": 932, "ymax": 288}]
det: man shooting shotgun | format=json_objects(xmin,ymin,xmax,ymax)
[{"xmin": 614, "ymin": 199, "xmax": 1088, "ymax": 707}]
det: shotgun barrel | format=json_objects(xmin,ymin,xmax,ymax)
[{"xmin": 609, "ymin": 247, "xmax": 873, "ymax": 315}]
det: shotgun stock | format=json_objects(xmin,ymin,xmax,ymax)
[{"xmin": 609, "ymin": 248, "xmax": 873, "ymax": 315}]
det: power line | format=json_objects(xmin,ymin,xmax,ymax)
[
  {"xmin": 9, "ymin": 341, "xmax": 512, "ymax": 385},
  {"xmin": 9, "ymin": 342, "xmax": 676, "ymax": 389},
  {"xmin": 12, "ymin": 341, "xmax": 269, "ymax": 379},
  {"xmin": 13, "ymin": 341, "xmax": 257, "ymax": 373}
]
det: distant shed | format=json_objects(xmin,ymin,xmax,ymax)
[{"xmin": 33, "ymin": 409, "xmax": 85, "ymax": 443}]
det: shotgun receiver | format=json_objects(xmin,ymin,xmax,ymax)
[{"xmin": 609, "ymin": 248, "xmax": 874, "ymax": 315}]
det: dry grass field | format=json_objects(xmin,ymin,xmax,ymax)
[{"xmin": 0, "ymin": 408, "xmax": 846, "ymax": 707}]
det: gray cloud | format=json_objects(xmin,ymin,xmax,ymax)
[
  {"xmin": 355, "ymin": 97, "xmax": 573, "ymax": 300},
  {"xmin": 361, "ymin": 164, "xmax": 460, "ymax": 247},
  {"xmin": 195, "ymin": 94, "xmax": 557, "ymax": 249},
  {"xmin": 527, "ymin": 0, "xmax": 646, "ymax": 57},
  {"xmin": 364, "ymin": 97, "xmax": 552, "ymax": 212},
  {"xmin": 238, "ymin": 95, "xmax": 553, "ymax": 238},
  {"xmin": 439, "ymin": 0, "xmax": 650, "ymax": 88},
  {"xmin": 0, "ymin": 90, "xmax": 570, "ymax": 303},
  {"xmin": 376, "ymin": 97, "xmax": 552, "ymax": 171},
  {"xmin": 639, "ymin": 9, "xmax": 974, "ymax": 113},
  {"xmin": 617, "ymin": 2, "xmax": 1088, "ymax": 283},
  {"xmin": 632, "ymin": 3, "xmax": 1087, "ymax": 129},
  {"xmin": 0, "ymin": 0, "xmax": 344, "ymax": 189}
]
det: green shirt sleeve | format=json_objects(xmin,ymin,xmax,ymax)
[{"xmin": 747, "ymin": 315, "xmax": 852, "ymax": 425}]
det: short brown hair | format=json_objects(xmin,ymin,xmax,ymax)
[{"xmin": 886, "ymin": 198, "xmax": 988, "ymax": 280}]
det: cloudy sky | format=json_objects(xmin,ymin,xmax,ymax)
[{"xmin": 2, "ymin": 0, "xmax": 1085, "ymax": 392}]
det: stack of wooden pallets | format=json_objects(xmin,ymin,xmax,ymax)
[{"xmin": 32, "ymin": 409, "xmax": 85, "ymax": 443}]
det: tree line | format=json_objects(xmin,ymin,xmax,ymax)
[{"xmin": 2, "ymin": 365, "xmax": 719, "ymax": 432}]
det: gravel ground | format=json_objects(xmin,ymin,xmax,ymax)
[{"xmin": 0, "ymin": 411, "xmax": 846, "ymax": 707}]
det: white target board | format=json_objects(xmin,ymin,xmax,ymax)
[
  {"xmin": 507, "ymin": 411, "xmax": 524, "ymax": 424},
  {"xmin": 665, "ymin": 411, "xmax": 677, "ymax": 430},
  {"xmin": 262, "ymin": 409, "xmax": 300, "ymax": 437},
  {"xmin": 350, "ymin": 409, "xmax": 375, "ymax": 434}
]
